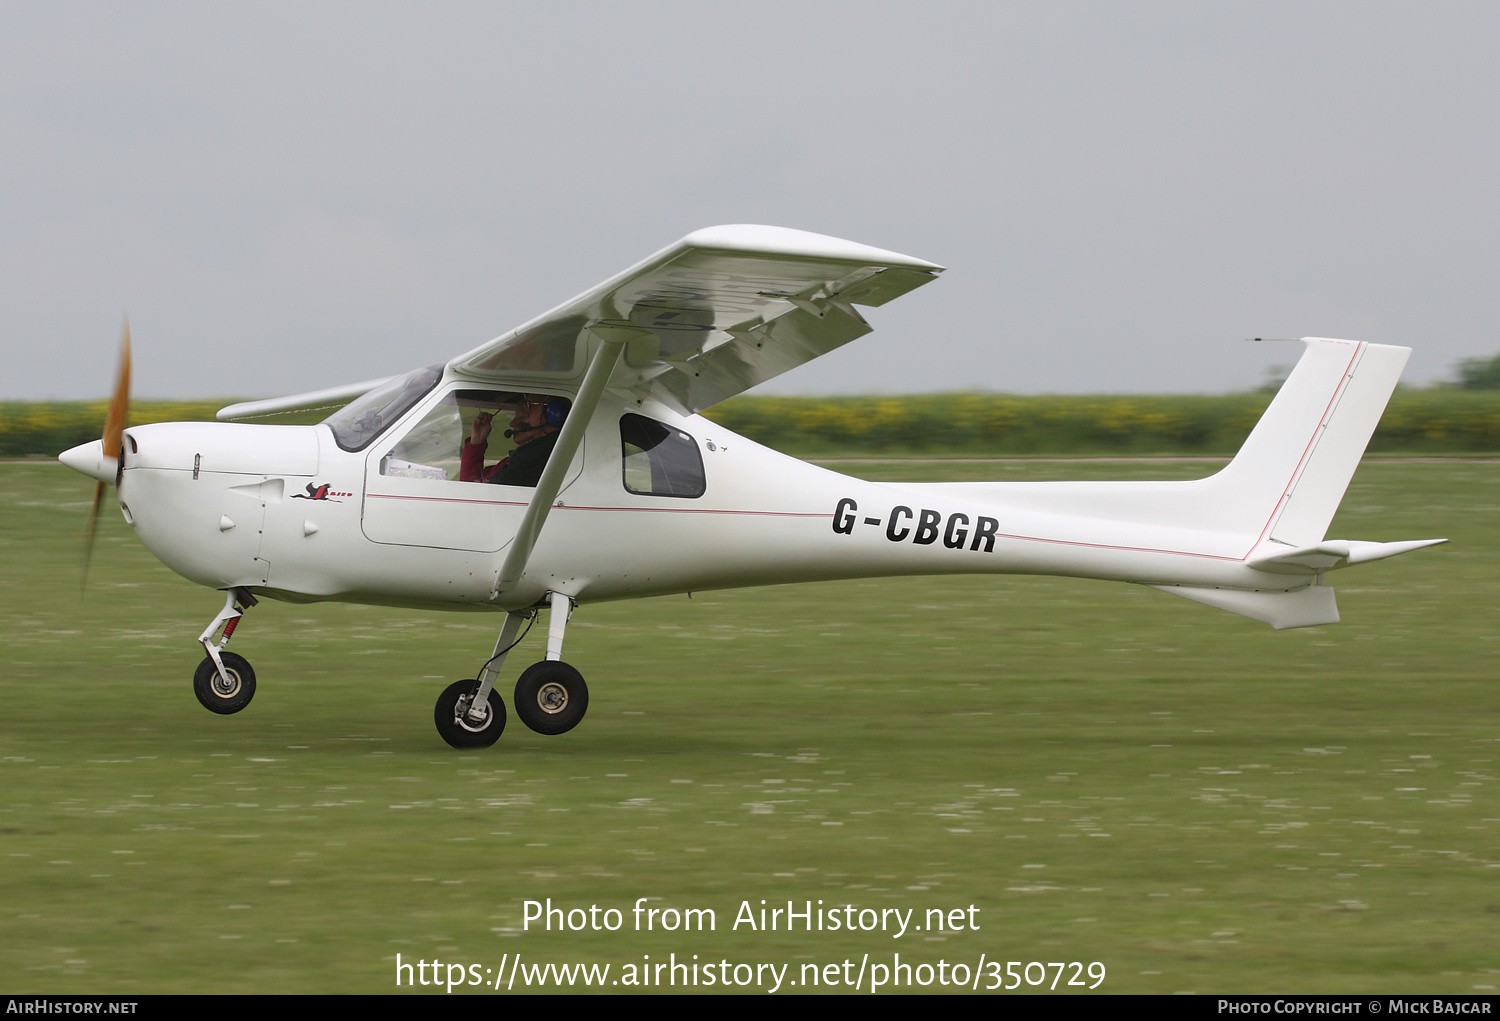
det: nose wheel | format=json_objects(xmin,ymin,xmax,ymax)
[
  {"xmin": 193, "ymin": 651, "xmax": 257, "ymax": 714},
  {"xmin": 194, "ymin": 588, "xmax": 258, "ymax": 715}
]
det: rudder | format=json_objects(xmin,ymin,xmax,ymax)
[{"xmin": 1214, "ymin": 338, "xmax": 1410, "ymax": 548}]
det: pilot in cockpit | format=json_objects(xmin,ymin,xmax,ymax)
[{"xmin": 459, "ymin": 394, "xmax": 568, "ymax": 487}]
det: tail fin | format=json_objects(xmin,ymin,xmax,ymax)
[
  {"xmin": 1155, "ymin": 338, "xmax": 1432, "ymax": 630},
  {"xmin": 896, "ymin": 336, "xmax": 1435, "ymax": 629},
  {"xmin": 898, "ymin": 336, "xmax": 1416, "ymax": 554},
  {"xmin": 1213, "ymin": 337, "xmax": 1409, "ymax": 547}
]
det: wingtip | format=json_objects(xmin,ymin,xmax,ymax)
[
  {"xmin": 1344, "ymin": 538, "xmax": 1449, "ymax": 564},
  {"xmin": 680, "ymin": 225, "xmax": 944, "ymax": 272}
]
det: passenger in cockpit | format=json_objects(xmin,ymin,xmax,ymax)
[{"xmin": 459, "ymin": 395, "xmax": 567, "ymax": 487}]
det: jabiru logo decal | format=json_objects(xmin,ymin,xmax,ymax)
[{"xmin": 293, "ymin": 483, "xmax": 352, "ymax": 502}]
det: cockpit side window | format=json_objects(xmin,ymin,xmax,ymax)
[
  {"xmin": 620, "ymin": 414, "xmax": 705, "ymax": 498},
  {"xmin": 324, "ymin": 364, "xmax": 443, "ymax": 452},
  {"xmin": 381, "ymin": 389, "xmax": 572, "ymax": 489}
]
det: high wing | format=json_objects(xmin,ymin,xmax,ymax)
[
  {"xmin": 447, "ymin": 224, "xmax": 944, "ymax": 414},
  {"xmin": 213, "ymin": 225, "xmax": 943, "ymax": 601},
  {"xmin": 218, "ymin": 226, "xmax": 941, "ymax": 423},
  {"xmin": 473, "ymin": 225, "xmax": 941, "ymax": 600}
]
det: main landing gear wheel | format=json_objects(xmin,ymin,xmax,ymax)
[
  {"xmin": 434, "ymin": 680, "xmax": 507, "ymax": 749},
  {"xmin": 514, "ymin": 661, "xmax": 589, "ymax": 736},
  {"xmin": 193, "ymin": 652, "xmax": 257, "ymax": 715}
]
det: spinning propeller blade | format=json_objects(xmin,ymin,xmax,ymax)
[{"xmin": 82, "ymin": 318, "xmax": 131, "ymax": 587}]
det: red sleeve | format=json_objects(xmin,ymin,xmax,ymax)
[{"xmin": 459, "ymin": 438, "xmax": 488, "ymax": 482}]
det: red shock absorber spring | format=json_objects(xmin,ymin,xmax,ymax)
[{"xmin": 221, "ymin": 615, "xmax": 241, "ymax": 641}]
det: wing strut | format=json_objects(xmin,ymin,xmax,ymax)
[{"xmin": 491, "ymin": 326, "xmax": 634, "ymax": 602}]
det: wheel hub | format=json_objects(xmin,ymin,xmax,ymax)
[
  {"xmin": 536, "ymin": 682, "xmax": 568, "ymax": 714},
  {"xmin": 455, "ymin": 693, "xmax": 494, "ymax": 733},
  {"xmin": 211, "ymin": 670, "xmax": 241, "ymax": 698}
]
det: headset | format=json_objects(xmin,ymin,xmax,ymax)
[{"xmin": 503, "ymin": 397, "xmax": 568, "ymax": 437}]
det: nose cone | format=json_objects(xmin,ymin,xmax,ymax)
[{"xmin": 59, "ymin": 439, "xmax": 114, "ymax": 483}]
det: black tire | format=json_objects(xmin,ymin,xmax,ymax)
[
  {"xmin": 513, "ymin": 661, "xmax": 588, "ymax": 736},
  {"xmin": 193, "ymin": 652, "xmax": 256, "ymax": 715},
  {"xmin": 434, "ymin": 680, "xmax": 506, "ymax": 748}
]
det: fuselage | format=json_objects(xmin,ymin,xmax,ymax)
[{"xmin": 102, "ymin": 372, "xmax": 1306, "ymax": 614}]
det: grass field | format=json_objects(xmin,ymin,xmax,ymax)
[{"xmin": 0, "ymin": 457, "xmax": 1495, "ymax": 994}]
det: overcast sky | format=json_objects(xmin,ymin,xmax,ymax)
[{"xmin": 5, "ymin": 2, "xmax": 1499, "ymax": 401}]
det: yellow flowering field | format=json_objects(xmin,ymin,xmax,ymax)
[{"xmin": 5, "ymin": 390, "xmax": 1498, "ymax": 459}]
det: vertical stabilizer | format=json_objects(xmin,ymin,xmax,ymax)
[
  {"xmin": 1266, "ymin": 341, "xmax": 1409, "ymax": 546},
  {"xmin": 885, "ymin": 335, "xmax": 1415, "ymax": 578},
  {"xmin": 1212, "ymin": 338, "xmax": 1409, "ymax": 548}
]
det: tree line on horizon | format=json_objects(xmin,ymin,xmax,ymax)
[{"xmin": 5, "ymin": 384, "xmax": 1499, "ymax": 459}]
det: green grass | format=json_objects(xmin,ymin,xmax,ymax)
[{"xmin": 0, "ymin": 458, "xmax": 1495, "ymax": 994}]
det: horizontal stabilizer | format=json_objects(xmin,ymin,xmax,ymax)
[
  {"xmin": 1249, "ymin": 537, "xmax": 1447, "ymax": 574},
  {"xmin": 1151, "ymin": 583, "xmax": 1340, "ymax": 629}
]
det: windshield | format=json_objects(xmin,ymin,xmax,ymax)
[{"xmin": 323, "ymin": 364, "xmax": 443, "ymax": 452}]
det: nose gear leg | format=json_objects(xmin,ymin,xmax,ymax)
[
  {"xmin": 197, "ymin": 587, "xmax": 256, "ymax": 689},
  {"xmin": 192, "ymin": 588, "xmax": 258, "ymax": 715}
]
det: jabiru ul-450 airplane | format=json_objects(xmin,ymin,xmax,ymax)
[{"xmin": 58, "ymin": 225, "xmax": 1444, "ymax": 748}]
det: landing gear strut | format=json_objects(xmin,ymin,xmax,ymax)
[
  {"xmin": 514, "ymin": 592, "xmax": 589, "ymax": 736},
  {"xmin": 194, "ymin": 588, "xmax": 257, "ymax": 714},
  {"xmin": 433, "ymin": 608, "xmax": 530, "ymax": 749}
]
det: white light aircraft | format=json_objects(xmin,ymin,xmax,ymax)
[{"xmin": 59, "ymin": 225, "xmax": 1444, "ymax": 748}]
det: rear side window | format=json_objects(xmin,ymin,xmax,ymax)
[{"xmin": 620, "ymin": 414, "xmax": 705, "ymax": 498}]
